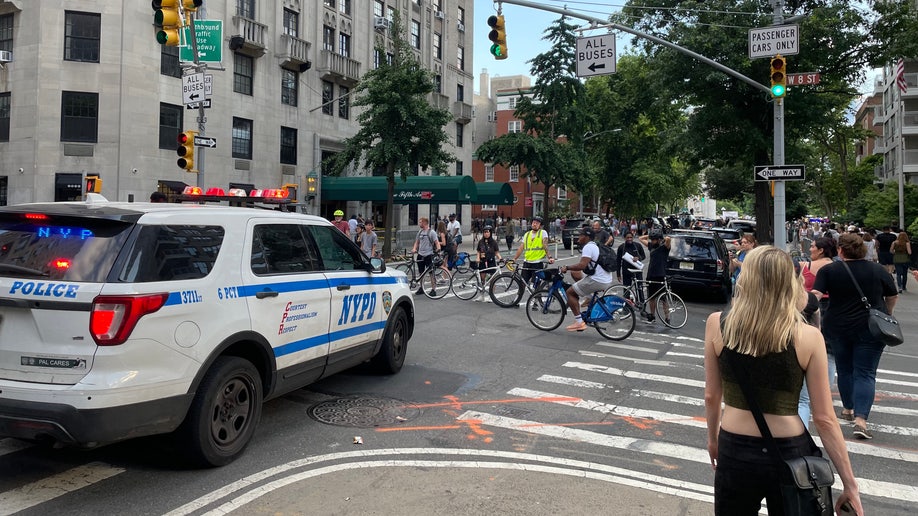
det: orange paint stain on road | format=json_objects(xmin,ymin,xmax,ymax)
[
  {"xmin": 407, "ymin": 395, "xmax": 581, "ymax": 410},
  {"xmin": 374, "ymin": 424, "xmax": 463, "ymax": 433},
  {"xmin": 516, "ymin": 421, "xmax": 615, "ymax": 428}
]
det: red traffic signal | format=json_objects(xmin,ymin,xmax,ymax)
[{"xmin": 177, "ymin": 130, "xmax": 197, "ymax": 171}]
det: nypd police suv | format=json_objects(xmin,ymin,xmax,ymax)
[{"xmin": 0, "ymin": 191, "xmax": 414, "ymax": 466}]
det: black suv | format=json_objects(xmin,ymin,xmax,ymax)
[
  {"xmin": 665, "ymin": 230, "xmax": 732, "ymax": 301},
  {"xmin": 561, "ymin": 218, "xmax": 586, "ymax": 249}
]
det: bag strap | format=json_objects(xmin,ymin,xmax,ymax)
[{"xmin": 839, "ymin": 260, "xmax": 872, "ymax": 312}]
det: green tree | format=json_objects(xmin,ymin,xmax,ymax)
[
  {"xmin": 325, "ymin": 14, "xmax": 453, "ymax": 258},
  {"xmin": 862, "ymin": 182, "xmax": 918, "ymax": 230},
  {"xmin": 475, "ymin": 16, "xmax": 588, "ymax": 217}
]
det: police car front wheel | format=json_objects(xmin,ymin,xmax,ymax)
[{"xmin": 177, "ymin": 356, "xmax": 264, "ymax": 467}]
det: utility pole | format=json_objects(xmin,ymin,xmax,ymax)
[
  {"xmin": 187, "ymin": 10, "xmax": 206, "ymax": 188},
  {"xmin": 771, "ymin": 0, "xmax": 787, "ymax": 250}
]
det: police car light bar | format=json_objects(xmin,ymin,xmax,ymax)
[{"xmin": 179, "ymin": 185, "xmax": 294, "ymax": 210}]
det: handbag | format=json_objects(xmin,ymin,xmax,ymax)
[
  {"xmin": 839, "ymin": 261, "xmax": 904, "ymax": 347},
  {"xmin": 723, "ymin": 349, "xmax": 835, "ymax": 515}
]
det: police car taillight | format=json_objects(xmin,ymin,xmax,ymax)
[{"xmin": 90, "ymin": 293, "xmax": 169, "ymax": 346}]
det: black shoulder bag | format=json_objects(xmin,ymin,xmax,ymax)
[
  {"xmin": 723, "ymin": 349, "xmax": 834, "ymax": 515},
  {"xmin": 839, "ymin": 260, "xmax": 903, "ymax": 347}
]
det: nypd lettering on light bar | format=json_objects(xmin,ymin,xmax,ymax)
[
  {"xmin": 337, "ymin": 293, "xmax": 377, "ymax": 326},
  {"xmin": 9, "ymin": 281, "xmax": 79, "ymax": 298}
]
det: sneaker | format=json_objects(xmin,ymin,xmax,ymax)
[
  {"xmin": 565, "ymin": 321, "xmax": 588, "ymax": 332},
  {"xmin": 429, "ymin": 290, "xmax": 437, "ymax": 297},
  {"xmin": 839, "ymin": 410, "xmax": 855, "ymax": 422},
  {"xmin": 415, "ymin": 288, "xmax": 424, "ymax": 295},
  {"xmin": 853, "ymin": 423, "xmax": 873, "ymax": 440}
]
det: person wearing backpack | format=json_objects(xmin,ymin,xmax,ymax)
[
  {"xmin": 411, "ymin": 217, "xmax": 441, "ymax": 295},
  {"xmin": 560, "ymin": 227, "xmax": 614, "ymax": 332}
]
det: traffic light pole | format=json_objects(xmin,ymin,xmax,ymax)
[
  {"xmin": 187, "ymin": 11, "xmax": 205, "ymax": 188},
  {"xmin": 771, "ymin": 1, "xmax": 787, "ymax": 250}
]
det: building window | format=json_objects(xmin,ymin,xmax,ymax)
[
  {"xmin": 508, "ymin": 120, "xmax": 522, "ymax": 133},
  {"xmin": 236, "ymin": 0, "xmax": 255, "ymax": 19},
  {"xmin": 457, "ymin": 46, "xmax": 465, "ymax": 71},
  {"xmin": 323, "ymin": 0, "xmax": 335, "ymax": 7},
  {"xmin": 161, "ymin": 45, "xmax": 181, "ymax": 78},
  {"xmin": 433, "ymin": 33, "xmax": 442, "ymax": 60},
  {"xmin": 373, "ymin": 1, "xmax": 384, "ymax": 17},
  {"xmin": 387, "ymin": 7, "xmax": 396, "ymax": 23},
  {"xmin": 508, "ymin": 96, "xmax": 518, "ymax": 109},
  {"xmin": 485, "ymin": 165, "xmax": 494, "ymax": 182},
  {"xmin": 434, "ymin": 74, "xmax": 442, "ymax": 93},
  {"xmin": 60, "ymin": 91, "xmax": 98, "ymax": 143},
  {"xmin": 338, "ymin": 0, "xmax": 351, "ymax": 15},
  {"xmin": 455, "ymin": 161, "xmax": 463, "ymax": 176},
  {"xmin": 433, "ymin": 0, "xmax": 442, "ymax": 10},
  {"xmin": 456, "ymin": 84, "xmax": 464, "ymax": 102},
  {"xmin": 64, "ymin": 11, "xmax": 100, "ymax": 63},
  {"xmin": 321, "ymin": 80, "xmax": 334, "ymax": 116},
  {"xmin": 281, "ymin": 68, "xmax": 298, "ymax": 106},
  {"xmin": 158, "ymin": 102, "xmax": 183, "ymax": 150},
  {"xmin": 283, "ymin": 9, "xmax": 298, "ymax": 37},
  {"xmin": 0, "ymin": 92, "xmax": 9, "ymax": 142},
  {"xmin": 0, "ymin": 176, "xmax": 7, "ymax": 206},
  {"xmin": 456, "ymin": 123, "xmax": 464, "ymax": 147},
  {"xmin": 280, "ymin": 126, "xmax": 297, "ymax": 165},
  {"xmin": 0, "ymin": 14, "xmax": 13, "ymax": 52},
  {"xmin": 232, "ymin": 117, "xmax": 253, "ymax": 159},
  {"xmin": 411, "ymin": 20, "xmax": 420, "ymax": 49},
  {"xmin": 234, "ymin": 53, "xmax": 254, "ymax": 95},
  {"xmin": 509, "ymin": 166, "xmax": 519, "ymax": 182},
  {"xmin": 458, "ymin": 6, "xmax": 465, "ymax": 25},
  {"xmin": 339, "ymin": 32, "xmax": 351, "ymax": 58},
  {"xmin": 339, "ymin": 85, "xmax": 350, "ymax": 119},
  {"xmin": 323, "ymin": 25, "xmax": 335, "ymax": 52},
  {"xmin": 374, "ymin": 49, "xmax": 384, "ymax": 69},
  {"xmin": 557, "ymin": 187, "xmax": 567, "ymax": 200}
]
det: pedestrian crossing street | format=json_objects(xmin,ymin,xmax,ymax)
[{"xmin": 455, "ymin": 329, "xmax": 918, "ymax": 513}]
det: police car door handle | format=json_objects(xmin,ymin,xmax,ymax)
[
  {"xmin": 337, "ymin": 284, "xmax": 351, "ymax": 291},
  {"xmin": 255, "ymin": 290, "xmax": 278, "ymax": 299}
]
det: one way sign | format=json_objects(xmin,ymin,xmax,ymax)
[{"xmin": 754, "ymin": 164, "xmax": 805, "ymax": 181}]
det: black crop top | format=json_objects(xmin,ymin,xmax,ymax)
[{"xmin": 718, "ymin": 344, "xmax": 804, "ymax": 415}]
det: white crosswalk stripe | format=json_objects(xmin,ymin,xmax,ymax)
[{"xmin": 0, "ymin": 462, "xmax": 125, "ymax": 516}]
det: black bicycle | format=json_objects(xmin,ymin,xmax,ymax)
[
  {"xmin": 525, "ymin": 268, "xmax": 636, "ymax": 340},
  {"xmin": 487, "ymin": 260, "xmax": 546, "ymax": 307}
]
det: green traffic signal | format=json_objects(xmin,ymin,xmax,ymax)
[
  {"xmin": 487, "ymin": 15, "xmax": 508, "ymax": 60},
  {"xmin": 771, "ymin": 84, "xmax": 786, "ymax": 97}
]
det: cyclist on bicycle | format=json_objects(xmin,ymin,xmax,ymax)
[
  {"xmin": 412, "ymin": 217, "xmax": 441, "ymax": 295},
  {"xmin": 512, "ymin": 216, "xmax": 555, "ymax": 285},
  {"xmin": 560, "ymin": 227, "xmax": 614, "ymax": 332},
  {"xmin": 639, "ymin": 228, "xmax": 672, "ymax": 324},
  {"xmin": 475, "ymin": 226, "xmax": 503, "ymax": 301}
]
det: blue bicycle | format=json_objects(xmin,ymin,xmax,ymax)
[{"xmin": 525, "ymin": 268, "xmax": 636, "ymax": 341}]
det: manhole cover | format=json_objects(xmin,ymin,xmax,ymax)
[{"xmin": 308, "ymin": 396, "xmax": 421, "ymax": 427}]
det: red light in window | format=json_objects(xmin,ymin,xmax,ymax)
[
  {"xmin": 24, "ymin": 213, "xmax": 50, "ymax": 221},
  {"xmin": 51, "ymin": 258, "xmax": 72, "ymax": 271}
]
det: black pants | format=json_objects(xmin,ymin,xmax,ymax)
[
  {"xmin": 715, "ymin": 429, "xmax": 817, "ymax": 515},
  {"xmin": 521, "ymin": 261, "xmax": 545, "ymax": 284}
]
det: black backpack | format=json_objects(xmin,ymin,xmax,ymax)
[{"xmin": 594, "ymin": 243, "xmax": 618, "ymax": 272}]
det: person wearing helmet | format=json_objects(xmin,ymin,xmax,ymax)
[
  {"xmin": 331, "ymin": 209, "xmax": 350, "ymax": 237},
  {"xmin": 476, "ymin": 226, "xmax": 503, "ymax": 299},
  {"xmin": 513, "ymin": 215, "xmax": 554, "ymax": 286},
  {"xmin": 560, "ymin": 227, "xmax": 615, "ymax": 331},
  {"xmin": 638, "ymin": 228, "xmax": 671, "ymax": 324}
]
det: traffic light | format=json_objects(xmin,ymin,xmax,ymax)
[
  {"xmin": 770, "ymin": 55, "xmax": 787, "ymax": 98},
  {"xmin": 282, "ymin": 183, "xmax": 298, "ymax": 203},
  {"xmin": 487, "ymin": 15, "xmax": 508, "ymax": 60},
  {"xmin": 85, "ymin": 174, "xmax": 102, "ymax": 194},
  {"xmin": 153, "ymin": 0, "xmax": 182, "ymax": 46},
  {"xmin": 306, "ymin": 175, "xmax": 317, "ymax": 200},
  {"xmin": 181, "ymin": 0, "xmax": 203, "ymax": 11},
  {"xmin": 177, "ymin": 130, "xmax": 197, "ymax": 171}
]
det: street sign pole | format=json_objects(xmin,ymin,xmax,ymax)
[
  {"xmin": 772, "ymin": 0, "xmax": 786, "ymax": 251},
  {"xmin": 187, "ymin": 12, "xmax": 206, "ymax": 186}
]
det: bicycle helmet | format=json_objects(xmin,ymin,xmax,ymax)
[
  {"xmin": 532, "ymin": 216, "xmax": 543, "ymax": 223},
  {"xmin": 483, "ymin": 225, "xmax": 493, "ymax": 232},
  {"xmin": 649, "ymin": 228, "xmax": 663, "ymax": 239},
  {"xmin": 334, "ymin": 209, "xmax": 344, "ymax": 216}
]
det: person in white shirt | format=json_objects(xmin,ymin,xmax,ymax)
[{"xmin": 560, "ymin": 227, "xmax": 614, "ymax": 332}]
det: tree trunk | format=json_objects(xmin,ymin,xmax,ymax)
[{"xmin": 383, "ymin": 161, "xmax": 396, "ymax": 259}]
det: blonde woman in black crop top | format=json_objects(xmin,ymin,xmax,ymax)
[{"xmin": 704, "ymin": 246, "xmax": 862, "ymax": 515}]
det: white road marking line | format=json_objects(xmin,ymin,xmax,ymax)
[
  {"xmin": 579, "ymin": 350, "xmax": 682, "ymax": 368},
  {"xmin": 878, "ymin": 368, "xmax": 918, "ymax": 378},
  {"xmin": 666, "ymin": 351, "xmax": 704, "ymax": 359},
  {"xmin": 0, "ymin": 439, "xmax": 31, "ymax": 458},
  {"xmin": 594, "ymin": 340, "xmax": 660, "ymax": 354},
  {"xmin": 163, "ymin": 448, "xmax": 714, "ymax": 516},
  {"xmin": 632, "ymin": 389, "xmax": 706, "ymax": 406},
  {"xmin": 538, "ymin": 374, "xmax": 606, "ymax": 389},
  {"xmin": 832, "ymin": 400, "xmax": 918, "ymax": 417},
  {"xmin": 460, "ymin": 410, "xmax": 918, "ymax": 503},
  {"xmin": 0, "ymin": 462, "xmax": 124, "ymax": 516},
  {"xmin": 564, "ymin": 360, "xmax": 706, "ymax": 389}
]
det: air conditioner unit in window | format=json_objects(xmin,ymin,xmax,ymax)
[
  {"xmin": 435, "ymin": 11, "xmax": 445, "ymax": 19},
  {"xmin": 0, "ymin": 50, "xmax": 11, "ymax": 63},
  {"xmin": 457, "ymin": 22, "xmax": 465, "ymax": 32},
  {"xmin": 373, "ymin": 17, "xmax": 390, "ymax": 30}
]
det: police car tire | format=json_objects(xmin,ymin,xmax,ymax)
[
  {"xmin": 371, "ymin": 307, "xmax": 408, "ymax": 374},
  {"xmin": 177, "ymin": 356, "xmax": 263, "ymax": 467}
]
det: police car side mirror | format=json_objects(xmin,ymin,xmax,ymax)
[{"xmin": 369, "ymin": 257, "xmax": 386, "ymax": 273}]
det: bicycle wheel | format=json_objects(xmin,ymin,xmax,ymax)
[
  {"xmin": 525, "ymin": 287, "xmax": 566, "ymax": 331},
  {"xmin": 422, "ymin": 267, "xmax": 452, "ymax": 299},
  {"xmin": 454, "ymin": 252, "xmax": 471, "ymax": 274},
  {"xmin": 603, "ymin": 285, "xmax": 635, "ymax": 320},
  {"xmin": 593, "ymin": 301, "xmax": 636, "ymax": 341},
  {"xmin": 394, "ymin": 263, "xmax": 418, "ymax": 290},
  {"xmin": 488, "ymin": 272, "xmax": 525, "ymax": 307},
  {"xmin": 450, "ymin": 269, "xmax": 480, "ymax": 300},
  {"xmin": 655, "ymin": 291, "xmax": 688, "ymax": 329}
]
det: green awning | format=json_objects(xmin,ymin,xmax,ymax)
[
  {"xmin": 322, "ymin": 175, "xmax": 477, "ymax": 204},
  {"xmin": 473, "ymin": 182, "xmax": 514, "ymax": 205}
]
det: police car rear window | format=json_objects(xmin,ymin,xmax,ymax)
[
  {"xmin": 119, "ymin": 225, "xmax": 224, "ymax": 282},
  {"xmin": 0, "ymin": 216, "xmax": 132, "ymax": 283}
]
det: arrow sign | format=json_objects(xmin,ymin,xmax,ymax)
[
  {"xmin": 754, "ymin": 164, "xmax": 805, "ymax": 181},
  {"xmin": 186, "ymin": 99, "xmax": 212, "ymax": 109},
  {"xmin": 588, "ymin": 63, "xmax": 606, "ymax": 73},
  {"xmin": 193, "ymin": 136, "xmax": 217, "ymax": 148},
  {"xmin": 576, "ymin": 35, "xmax": 616, "ymax": 78}
]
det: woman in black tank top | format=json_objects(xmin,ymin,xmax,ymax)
[{"xmin": 704, "ymin": 246, "xmax": 862, "ymax": 515}]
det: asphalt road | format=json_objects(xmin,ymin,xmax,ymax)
[{"xmin": 1, "ymin": 248, "xmax": 916, "ymax": 515}]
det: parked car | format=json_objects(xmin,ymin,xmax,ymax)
[
  {"xmin": 665, "ymin": 230, "xmax": 732, "ymax": 301},
  {"xmin": 0, "ymin": 190, "xmax": 415, "ymax": 467},
  {"xmin": 561, "ymin": 218, "xmax": 586, "ymax": 249},
  {"xmin": 711, "ymin": 228, "xmax": 744, "ymax": 254},
  {"xmin": 726, "ymin": 219, "xmax": 756, "ymax": 234}
]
